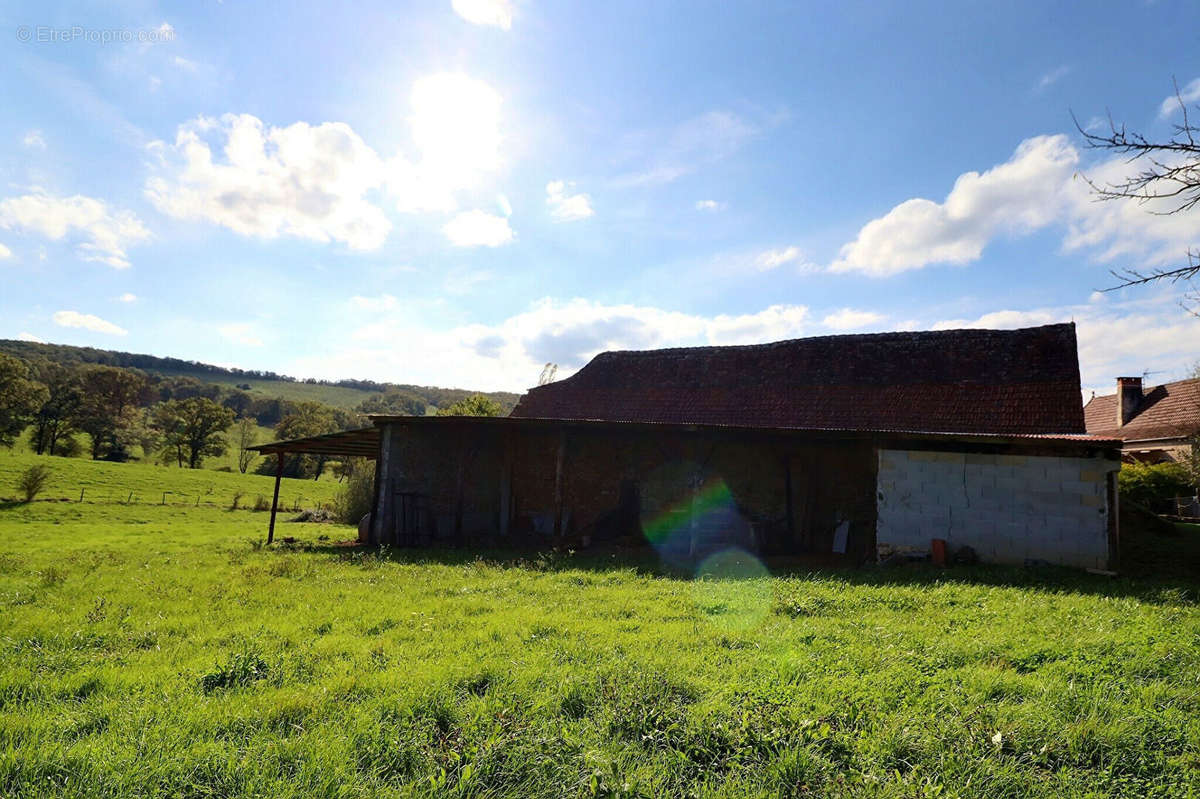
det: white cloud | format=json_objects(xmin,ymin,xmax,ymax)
[
  {"xmin": 831, "ymin": 133, "xmax": 1200, "ymax": 277},
  {"xmin": 546, "ymin": 180, "xmax": 594, "ymax": 221},
  {"xmin": 443, "ymin": 267, "xmax": 494, "ymax": 295},
  {"xmin": 695, "ymin": 199, "xmax": 725, "ymax": 212},
  {"xmin": 0, "ymin": 190, "xmax": 150, "ymax": 268},
  {"xmin": 284, "ymin": 292, "xmax": 1200, "ymax": 397},
  {"xmin": 451, "ymin": 0, "xmax": 513, "ymax": 29},
  {"xmin": 117, "ymin": 292, "xmax": 137, "ymax": 303},
  {"xmin": 930, "ymin": 296, "xmax": 1200, "ymax": 392},
  {"xmin": 16, "ymin": 332, "xmax": 44, "ymax": 343},
  {"xmin": 171, "ymin": 55, "xmax": 200, "ymax": 73},
  {"xmin": 1034, "ymin": 65, "xmax": 1070, "ymax": 92},
  {"xmin": 832, "ymin": 136, "xmax": 1077, "ymax": 276},
  {"xmin": 218, "ymin": 322, "xmax": 263, "ymax": 347},
  {"xmin": 22, "ymin": 130, "xmax": 46, "ymax": 150},
  {"xmin": 1159, "ymin": 77, "xmax": 1200, "ymax": 118},
  {"xmin": 289, "ymin": 298, "xmax": 810, "ymax": 392},
  {"xmin": 52, "ymin": 310, "xmax": 127, "ymax": 336},
  {"xmin": 443, "ymin": 209, "xmax": 514, "ymax": 247},
  {"xmin": 755, "ymin": 246, "xmax": 805, "ymax": 271},
  {"xmin": 0, "ymin": 243, "xmax": 11, "ymax": 259},
  {"xmin": 705, "ymin": 304, "xmax": 810, "ymax": 345},
  {"xmin": 613, "ymin": 111, "xmax": 757, "ymax": 187},
  {"xmin": 148, "ymin": 73, "xmax": 507, "ymax": 245},
  {"xmin": 146, "ymin": 114, "xmax": 391, "ymax": 250},
  {"xmin": 349, "ymin": 293, "xmax": 400, "ymax": 312},
  {"xmin": 822, "ymin": 308, "xmax": 886, "ymax": 331}
]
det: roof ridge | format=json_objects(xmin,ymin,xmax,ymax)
[
  {"xmin": 589, "ymin": 322, "xmax": 1076, "ymax": 359},
  {"xmin": 1086, "ymin": 374, "xmax": 1200, "ymax": 402}
]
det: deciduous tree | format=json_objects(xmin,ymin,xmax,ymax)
[
  {"xmin": 75, "ymin": 366, "xmax": 153, "ymax": 460},
  {"xmin": 0, "ymin": 354, "xmax": 48, "ymax": 448},
  {"xmin": 153, "ymin": 397, "xmax": 236, "ymax": 469},
  {"xmin": 234, "ymin": 417, "xmax": 259, "ymax": 474},
  {"xmin": 435, "ymin": 394, "xmax": 504, "ymax": 417},
  {"xmin": 30, "ymin": 361, "xmax": 82, "ymax": 456}
]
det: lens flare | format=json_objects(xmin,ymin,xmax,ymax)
[
  {"xmin": 642, "ymin": 477, "xmax": 735, "ymax": 549},
  {"xmin": 692, "ymin": 547, "xmax": 772, "ymax": 633}
]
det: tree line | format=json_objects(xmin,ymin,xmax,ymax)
[
  {"xmin": 0, "ymin": 339, "xmax": 521, "ymax": 411},
  {"xmin": 0, "ymin": 354, "xmax": 361, "ymax": 474},
  {"xmin": 1, "ymin": 353, "xmax": 507, "ymax": 479}
]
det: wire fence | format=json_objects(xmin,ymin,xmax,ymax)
[{"xmin": 32, "ymin": 487, "xmax": 333, "ymax": 513}]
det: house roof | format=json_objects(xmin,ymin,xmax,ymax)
[
  {"xmin": 1084, "ymin": 377, "xmax": 1200, "ymax": 442},
  {"xmin": 511, "ymin": 323, "xmax": 1087, "ymax": 436}
]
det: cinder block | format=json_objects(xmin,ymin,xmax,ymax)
[
  {"xmin": 1029, "ymin": 489, "xmax": 1063, "ymax": 505},
  {"xmin": 1080, "ymin": 493, "xmax": 1105, "ymax": 508},
  {"xmin": 996, "ymin": 454, "xmax": 1030, "ymax": 467}
]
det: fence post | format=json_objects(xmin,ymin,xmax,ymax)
[{"xmin": 267, "ymin": 453, "xmax": 283, "ymax": 544}]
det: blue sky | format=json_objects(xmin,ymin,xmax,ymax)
[{"xmin": 3, "ymin": 0, "xmax": 1199, "ymax": 395}]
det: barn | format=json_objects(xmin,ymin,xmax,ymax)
[{"xmin": 255, "ymin": 323, "xmax": 1123, "ymax": 570}]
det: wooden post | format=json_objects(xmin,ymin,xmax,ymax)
[
  {"xmin": 372, "ymin": 425, "xmax": 395, "ymax": 546},
  {"xmin": 553, "ymin": 429, "xmax": 566, "ymax": 538},
  {"xmin": 267, "ymin": 452, "xmax": 283, "ymax": 544},
  {"xmin": 783, "ymin": 454, "xmax": 794, "ymax": 554},
  {"xmin": 1106, "ymin": 469, "xmax": 1120, "ymax": 572},
  {"xmin": 454, "ymin": 428, "xmax": 466, "ymax": 546},
  {"xmin": 499, "ymin": 430, "xmax": 512, "ymax": 540}
]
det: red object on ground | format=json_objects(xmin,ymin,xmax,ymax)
[{"xmin": 931, "ymin": 538, "xmax": 948, "ymax": 567}]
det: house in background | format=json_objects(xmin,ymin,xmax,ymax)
[
  {"xmin": 1084, "ymin": 376, "xmax": 1200, "ymax": 463},
  {"xmin": 255, "ymin": 323, "xmax": 1123, "ymax": 571}
]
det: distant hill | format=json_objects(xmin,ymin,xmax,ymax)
[{"xmin": 0, "ymin": 339, "xmax": 521, "ymax": 413}]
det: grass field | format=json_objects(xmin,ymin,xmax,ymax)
[
  {"xmin": 9, "ymin": 420, "xmax": 318, "ymax": 479},
  {"xmin": 1, "ymin": 459, "xmax": 1199, "ymax": 797},
  {"xmin": 151, "ymin": 370, "xmax": 383, "ymax": 411},
  {"xmin": 0, "ymin": 451, "xmax": 342, "ymax": 511}
]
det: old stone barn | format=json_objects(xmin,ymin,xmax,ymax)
[{"xmin": 258, "ymin": 323, "xmax": 1122, "ymax": 570}]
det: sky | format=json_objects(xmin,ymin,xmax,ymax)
[{"xmin": 2, "ymin": 0, "xmax": 1199, "ymax": 397}]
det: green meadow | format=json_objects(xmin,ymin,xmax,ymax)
[{"xmin": 1, "ymin": 454, "xmax": 1199, "ymax": 798}]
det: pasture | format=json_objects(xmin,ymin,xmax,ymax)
[{"xmin": 1, "ymin": 456, "xmax": 1198, "ymax": 798}]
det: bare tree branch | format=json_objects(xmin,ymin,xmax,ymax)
[{"xmin": 1073, "ymin": 80, "xmax": 1200, "ymax": 314}]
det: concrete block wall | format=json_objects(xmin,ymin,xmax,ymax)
[{"xmin": 876, "ymin": 449, "xmax": 1119, "ymax": 569}]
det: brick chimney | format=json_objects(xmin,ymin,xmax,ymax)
[{"xmin": 1116, "ymin": 376, "xmax": 1143, "ymax": 427}]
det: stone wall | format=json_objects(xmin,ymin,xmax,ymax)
[{"xmin": 875, "ymin": 449, "xmax": 1120, "ymax": 569}]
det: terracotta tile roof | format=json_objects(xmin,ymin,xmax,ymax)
[
  {"xmin": 512, "ymin": 323, "xmax": 1086, "ymax": 435},
  {"xmin": 1084, "ymin": 377, "xmax": 1200, "ymax": 441}
]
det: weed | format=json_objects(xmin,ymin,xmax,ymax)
[
  {"xmin": 40, "ymin": 565, "xmax": 66, "ymax": 587},
  {"xmin": 200, "ymin": 650, "xmax": 271, "ymax": 693},
  {"xmin": 17, "ymin": 464, "xmax": 52, "ymax": 502}
]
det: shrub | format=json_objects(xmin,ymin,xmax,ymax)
[
  {"xmin": 230, "ymin": 491, "xmax": 245, "ymax": 510},
  {"xmin": 1119, "ymin": 461, "xmax": 1194, "ymax": 511},
  {"xmin": 16, "ymin": 464, "xmax": 52, "ymax": 503},
  {"xmin": 334, "ymin": 462, "xmax": 375, "ymax": 524},
  {"xmin": 253, "ymin": 494, "xmax": 271, "ymax": 512}
]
